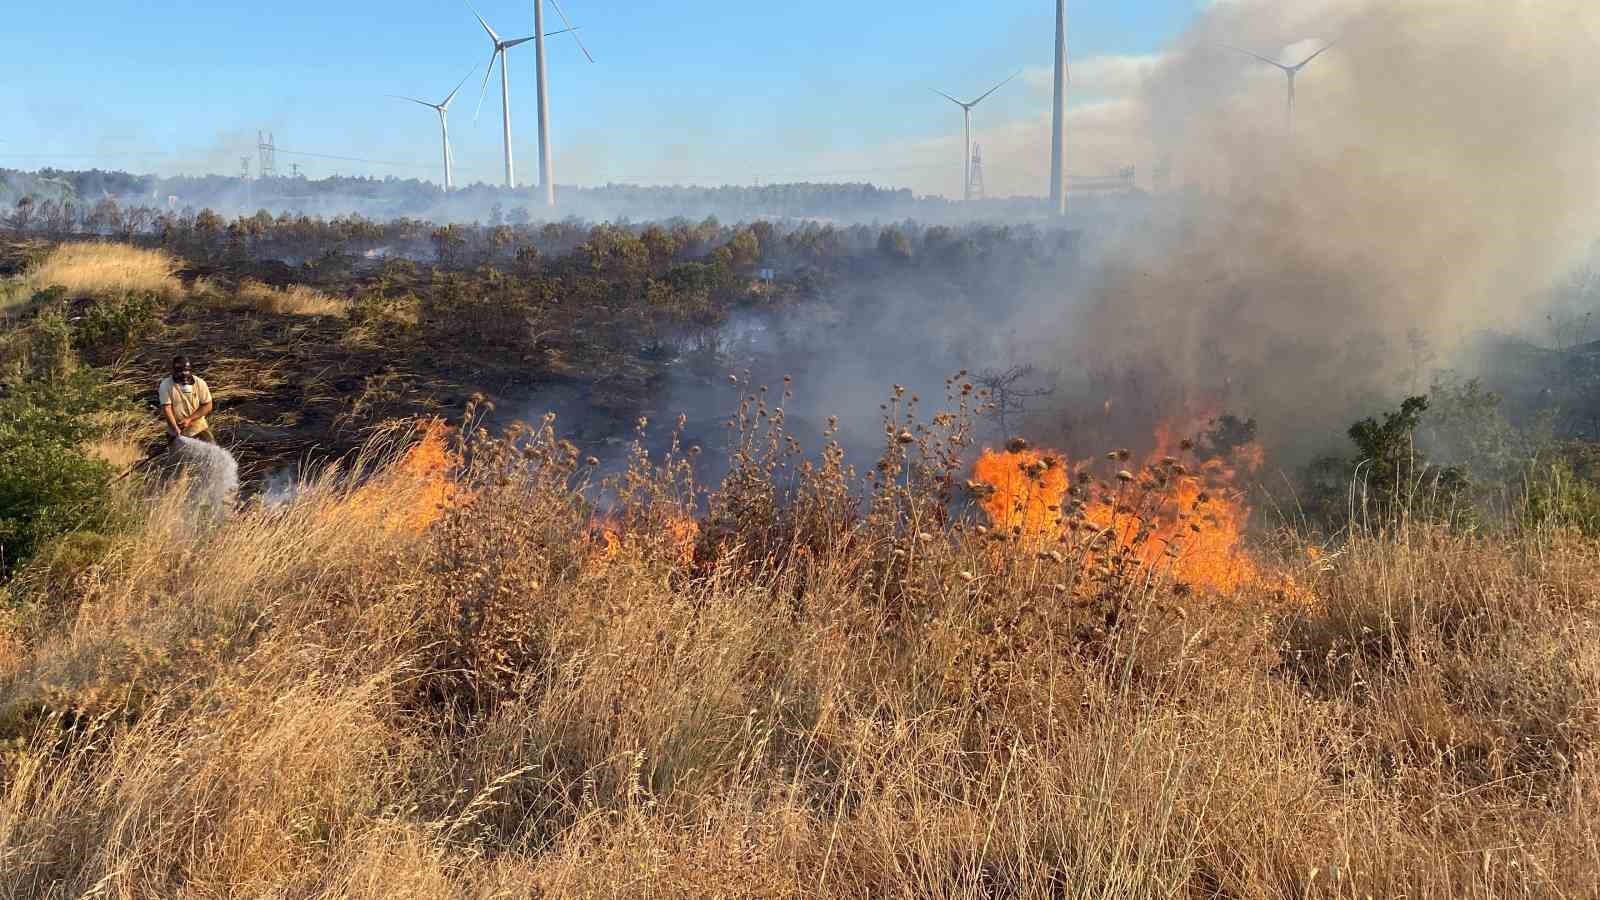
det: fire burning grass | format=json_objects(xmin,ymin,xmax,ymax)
[
  {"xmin": 2, "ymin": 401, "xmax": 1596, "ymax": 898},
  {"xmin": 331, "ymin": 418, "xmax": 467, "ymax": 534},
  {"xmin": 587, "ymin": 514, "xmax": 701, "ymax": 570},
  {"xmin": 969, "ymin": 425, "xmax": 1266, "ymax": 594}
]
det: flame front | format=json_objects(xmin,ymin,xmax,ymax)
[
  {"xmin": 333, "ymin": 419, "xmax": 465, "ymax": 534},
  {"xmin": 971, "ymin": 448, "xmax": 1069, "ymax": 536},
  {"xmin": 971, "ymin": 427, "xmax": 1263, "ymax": 593},
  {"xmin": 386, "ymin": 420, "xmax": 462, "ymax": 533}
]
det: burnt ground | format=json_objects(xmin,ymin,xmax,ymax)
[
  {"xmin": 124, "ymin": 295, "xmax": 523, "ymax": 485},
  {"xmin": 62, "ymin": 251, "xmax": 793, "ymax": 492}
]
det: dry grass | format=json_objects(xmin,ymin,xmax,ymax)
[
  {"xmin": 22, "ymin": 242, "xmax": 182, "ymax": 300},
  {"xmin": 231, "ymin": 279, "xmax": 348, "ymax": 318},
  {"xmin": 0, "ymin": 409, "xmax": 1596, "ymax": 898},
  {"xmin": 83, "ymin": 437, "xmax": 147, "ymax": 473}
]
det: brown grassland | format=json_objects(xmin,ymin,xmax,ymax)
[
  {"xmin": 0, "ymin": 388, "xmax": 1597, "ymax": 900},
  {"xmin": 19, "ymin": 243, "xmax": 183, "ymax": 304}
]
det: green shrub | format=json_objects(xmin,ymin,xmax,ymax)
[
  {"xmin": 1300, "ymin": 396, "xmax": 1472, "ymax": 533},
  {"xmin": 0, "ymin": 372, "xmax": 124, "ymax": 577},
  {"xmin": 349, "ymin": 285, "xmax": 419, "ymax": 328},
  {"xmin": 1519, "ymin": 442, "xmax": 1600, "ymax": 535},
  {"xmin": 72, "ymin": 291, "xmax": 161, "ymax": 363},
  {"xmin": 0, "ymin": 305, "xmax": 78, "ymax": 382}
]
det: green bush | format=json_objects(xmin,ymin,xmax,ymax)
[
  {"xmin": 1519, "ymin": 442, "xmax": 1600, "ymax": 535},
  {"xmin": 73, "ymin": 291, "xmax": 161, "ymax": 363},
  {"xmin": 1300, "ymin": 396, "xmax": 1472, "ymax": 532},
  {"xmin": 0, "ymin": 372, "xmax": 123, "ymax": 577},
  {"xmin": 0, "ymin": 305, "xmax": 77, "ymax": 382}
]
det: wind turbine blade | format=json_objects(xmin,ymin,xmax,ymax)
[
  {"xmin": 465, "ymin": 0, "xmax": 500, "ymax": 43},
  {"xmin": 549, "ymin": 0, "xmax": 595, "ymax": 62},
  {"xmin": 502, "ymin": 35, "xmax": 536, "ymax": 49},
  {"xmin": 543, "ymin": 26, "xmax": 578, "ymax": 37},
  {"xmin": 1291, "ymin": 39, "xmax": 1338, "ymax": 69},
  {"xmin": 969, "ymin": 70, "xmax": 1019, "ymax": 107},
  {"xmin": 441, "ymin": 66, "xmax": 476, "ymax": 109},
  {"xmin": 474, "ymin": 48, "xmax": 499, "ymax": 121},
  {"xmin": 389, "ymin": 94, "xmax": 439, "ymax": 109},
  {"xmin": 1221, "ymin": 43, "xmax": 1291, "ymax": 71},
  {"xmin": 931, "ymin": 88, "xmax": 967, "ymax": 107}
]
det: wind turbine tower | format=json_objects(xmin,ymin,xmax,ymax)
[
  {"xmin": 934, "ymin": 72, "xmax": 1017, "ymax": 203},
  {"xmin": 1049, "ymin": 0, "xmax": 1068, "ymax": 217},
  {"xmin": 1223, "ymin": 40, "xmax": 1337, "ymax": 133},
  {"xmin": 391, "ymin": 68, "xmax": 475, "ymax": 191},
  {"xmin": 469, "ymin": 2, "xmax": 536, "ymax": 188},
  {"xmin": 533, "ymin": 0, "xmax": 594, "ymax": 208}
]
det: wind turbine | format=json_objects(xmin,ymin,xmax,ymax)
[
  {"xmin": 1222, "ymin": 40, "xmax": 1337, "ymax": 133},
  {"xmin": 533, "ymin": 0, "xmax": 594, "ymax": 208},
  {"xmin": 1050, "ymin": 0, "xmax": 1069, "ymax": 217},
  {"xmin": 391, "ymin": 68, "xmax": 475, "ymax": 192},
  {"xmin": 934, "ymin": 72, "xmax": 1018, "ymax": 202},
  {"xmin": 468, "ymin": 2, "xmax": 537, "ymax": 188}
]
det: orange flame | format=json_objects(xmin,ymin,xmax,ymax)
[
  {"xmin": 586, "ymin": 512, "xmax": 701, "ymax": 570},
  {"xmin": 385, "ymin": 420, "xmax": 463, "ymax": 533},
  {"xmin": 970, "ymin": 448, "xmax": 1069, "ymax": 536},
  {"xmin": 333, "ymin": 419, "xmax": 466, "ymax": 535},
  {"xmin": 970, "ymin": 427, "xmax": 1261, "ymax": 593}
]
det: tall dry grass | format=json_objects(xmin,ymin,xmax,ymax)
[
  {"xmin": 0, "ymin": 402, "xmax": 1596, "ymax": 898},
  {"xmin": 21, "ymin": 242, "xmax": 182, "ymax": 301},
  {"xmin": 229, "ymin": 279, "xmax": 348, "ymax": 317}
]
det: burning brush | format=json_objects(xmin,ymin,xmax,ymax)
[{"xmin": 968, "ymin": 422, "xmax": 1264, "ymax": 593}]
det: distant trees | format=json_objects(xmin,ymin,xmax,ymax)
[
  {"xmin": 86, "ymin": 197, "xmax": 123, "ymax": 236},
  {"xmin": 430, "ymin": 225, "xmax": 467, "ymax": 266},
  {"xmin": 877, "ymin": 226, "xmax": 913, "ymax": 262},
  {"xmin": 7, "ymin": 198, "xmax": 35, "ymax": 235},
  {"xmin": 0, "ymin": 163, "xmax": 1162, "ymax": 230}
]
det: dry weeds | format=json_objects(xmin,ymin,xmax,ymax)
[
  {"xmin": 0, "ymin": 404, "xmax": 1596, "ymax": 898},
  {"xmin": 21, "ymin": 242, "xmax": 182, "ymax": 300},
  {"xmin": 230, "ymin": 279, "xmax": 348, "ymax": 318}
]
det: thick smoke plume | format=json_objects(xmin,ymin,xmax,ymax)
[
  {"xmin": 673, "ymin": 0, "xmax": 1600, "ymax": 470},
  {"xmin": 1039, "ymin": 0, "xmax": 1600, "ymax": 460}
]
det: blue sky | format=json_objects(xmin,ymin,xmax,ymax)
[{"xmin": 0, "ymin": 1, "xmax": 1207, "ymax": 196}]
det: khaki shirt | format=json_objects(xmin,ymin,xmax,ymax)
[{"xmin": 159, "ymin": 375, "xmax": 213, "ymax": 436}]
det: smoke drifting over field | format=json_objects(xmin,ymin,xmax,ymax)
[
  {"xmin": 1058, "ymin": 0, "xmax": 1600, "ymax": 452},
  {"xmin": 628, "ymin": 0, "xmax": 1600, "ymax": 472},
  {"xmin": 11, "ymin": 1, "xmax": 1597, "ymax": 476}
]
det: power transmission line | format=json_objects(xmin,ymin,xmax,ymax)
[
  {"xmin": 269, "ymin": 147, "xmax": 430, "ymax": 170},
  {"xmin": 0, "ymin": 147, "xmax": 432, "ymax": 171},
  {"xmin": 606, "ymin": 163, "xmax": 948, "ymax": 183}
]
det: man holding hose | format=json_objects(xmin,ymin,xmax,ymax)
[{"xmin": 159, "ymin": 355, "xmax": 216, "ymax": 446}]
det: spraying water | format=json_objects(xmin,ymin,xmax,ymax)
[{"xmin": 171, "ymin": 436, "xmax": 240, "ymax": 512}]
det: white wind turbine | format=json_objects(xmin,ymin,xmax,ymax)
[
  {"xmin": 934, "ymin": 72, "xmax": 1018, "ymax": 202},
  {"xmin": 532, "ymin": 0, "xmax": 594, "ymax": 208},
  {"xmin": 467, "ymin": 1, "xmax": 564, "ymax": 188},
  {"xmin": 1223, "ymin": 40, "xmax": 1337, "ymax": 133},
  {"xmin": 391, "ymin": 68, "xmax": 475, "ymax": 192}
]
